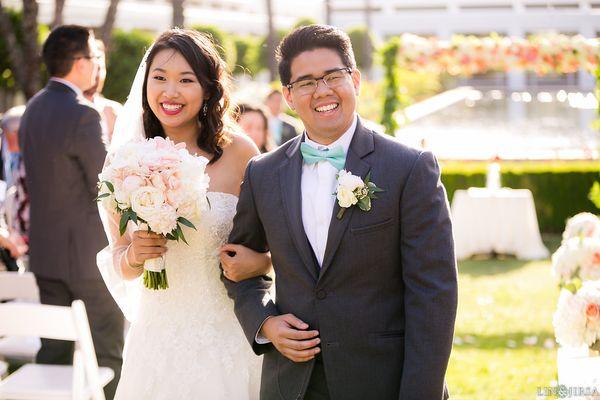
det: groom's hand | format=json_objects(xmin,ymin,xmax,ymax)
[{"xmin": 261, "ymin": 314, "xmax": 321, "ymax": 363}]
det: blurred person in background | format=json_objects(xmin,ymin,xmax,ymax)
[
  {"xmin": 83, "ymin": 39, "xmax": 122, "ymax": 144},
  {"xmin": 0, "ymin": 106, "xmax": 29, "ymax": 271},
  {"xmin": 264, "ymin": 89, "xmax": 300, "ymax": 145},
  {"xmin": 18, "ymin": 25, "xmax": 123, "ymax": 399},
  {"xmin": 235, "ymin": 103, "xmax": 275, "ymax": 153}
]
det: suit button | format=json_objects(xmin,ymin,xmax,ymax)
[{"xmin": 316, "ymin": 289, "xmax": 327, "ymax": 300}]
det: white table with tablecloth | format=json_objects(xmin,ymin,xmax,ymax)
[{"xmin": 450, "ymin": 187, "xmax": 549, "ymax": 260}]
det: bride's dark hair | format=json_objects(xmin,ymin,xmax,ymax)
[{"xmin": 142, "ymin": 29, "xmax": 232, "ymax": 164}]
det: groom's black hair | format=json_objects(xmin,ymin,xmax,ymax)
[
  {"xmin": 42, "ymin": 25, "xmax": 93, "ymax": 77},
  {"xmin": 276, "ymin": 24, "xmax": 357, "ymax": 86}
]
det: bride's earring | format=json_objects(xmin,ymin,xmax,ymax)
[{"xmin": 202, "ymin": 102, "xmax": 208, "ymax": 118}]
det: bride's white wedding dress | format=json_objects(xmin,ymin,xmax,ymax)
[{"xmin": 101, "ymin": 192, "xmax": 260, "ymax": 400}]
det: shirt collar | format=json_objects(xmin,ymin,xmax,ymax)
[
  {"xmin": 303, "ymin": 113, "xmax": 358, "ymax": 153},
  {"xmin": 50, "ymin": 77, "xmax": 83, "ymax": 97}
]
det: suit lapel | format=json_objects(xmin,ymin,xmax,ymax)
[
  {"xmin": 279, "ymin": 137, "xmax": 320, "ymax": 280},
  {"xmin": 319, "ymin": 120, "xmax": 375, "ymax": 280}
]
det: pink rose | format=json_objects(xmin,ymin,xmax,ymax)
[
  {"xmin": 122, "ymin": 175, "xmax": 143, "ymax": 193},
  {"xmin": 586, "ymin": 303, "xmax": 600, "ymax": 321}
]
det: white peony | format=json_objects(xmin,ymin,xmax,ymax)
[
  {"xmin": 579, "ymin": 237, "xmax": 600, "ymax": 281},
  {"xmin": 337, "ymin": 170, "xmax": 364, "ymax": 192},
  {"xmin": 563, "ymin": 212, "xmax": 600, "ymax": 243},
  {"xmin": 145, "ymin": 204, "xmax": 178, "ymax": 236},
  {"xmin": 554, "ymin": 289, "xmax": 589, "ymax": 347},
  {"xmin": 130, "ymin": 186, "xmax": 166, "ymax": 222},
  {"xmin": 554, "ymin": 281, "xmax": 600, "ymax": 348},
  {"xmin": 337, "ymin": 186, "xmax": 358, "ymax": 208},
  {"xmin": 552, "ymin": 238, "xmax": 583, "ymax": 282}
]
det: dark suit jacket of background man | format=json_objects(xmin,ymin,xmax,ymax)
[
  {"xmin": 18, "ymin": 79, "xmax": 123, "ymax": 399},
  {"xmin": 224, "ymin": 118, "xmax": 458, "ymax": 400}
]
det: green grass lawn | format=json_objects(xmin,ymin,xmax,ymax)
[{"xmin": 446, "ymin": 235, "xmax": 562, "ymax": 400}]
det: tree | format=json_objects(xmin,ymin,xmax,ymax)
[
  {"xmin": 257, "ymin": 28, "xmax": 287, "ymax": 75},
  {"xmin": 172, "ymin": 0, "xmax": 185, "ymax": 28},
  {"xmin": 232, "ymin": 34, "xmax": 260, "ymax": 76},
  {"xmin": 294, "ymin": 17, "xmax": 316, "ymax": 29},
  {"xmin": 380, "ymin": 37, "xmax": 403, "ymax": 135},
  {"xmin": 52, "ymin": 0, "xmax": 65, "ymax": 29},
  {"xmin": 347, "ymin": 26, "xmax": 375, "ymax": 72},
  {"xmin": 265, "ymin": 0, "xmax": 277, "ymax": 81},
  {"xmin": 324, "ymin": 0, "xmax": 332, "ymax": 25},
  {"xmin": 100, "ymin": 0, "xmax": 120, "ymax": 50},
  {"xmin": 192, "ymin": 25, "xmax": 236, "ymax": 69},
  {"xmin": 103, "ymin": 29, "xmax": 154, "ymax": 103},
  {"xmin": 0, "ymin": 0, "xmax": 40, "ymax": 99}
]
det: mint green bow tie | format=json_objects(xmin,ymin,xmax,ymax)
[{"xmin": 300, "ymin": 143, "xmax": 346, "ymax": 170}]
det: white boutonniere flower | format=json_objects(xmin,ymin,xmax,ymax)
[{"xmin": 334, "ymin": 170, "xmax": 384, "ymax": 219}]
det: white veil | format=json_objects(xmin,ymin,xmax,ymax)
[{"xmin": 97, "ymin": 46, "xmax": 153, "ymax": 322}]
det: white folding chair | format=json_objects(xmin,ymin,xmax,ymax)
[
  {"xmin": 0, "ymin": 271, "xmax": 41, "ymax": 362},
  {"xmin": 0, "ymin": 300, "xmax": 114, "ymax": 400},
  {"xmin": 0, "ymin": 271, "xmax": 39, "ymax": 302}
]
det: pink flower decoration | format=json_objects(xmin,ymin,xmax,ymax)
[{"xmin": 587, "ymin": 303, "xmax": 600, "ymax": 322}]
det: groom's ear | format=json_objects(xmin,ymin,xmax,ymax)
[{"xmin": 282, "ymin": 86, "xmax": 295, "ymax": 111}]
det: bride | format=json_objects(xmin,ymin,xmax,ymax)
[{"xmin": 97, "ymin": 29, "xmax": 270, "ymax": 399}]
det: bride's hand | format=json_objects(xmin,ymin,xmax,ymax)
[
  {"xmin": 219, "ymin": 244, "xmax": 272, "ymax": 283},
  {"xmin": 126, "ymin": 230, "xmax": 168, "ymax": 268}
]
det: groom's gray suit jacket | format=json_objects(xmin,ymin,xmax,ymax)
[{"xmin": 224, "ymin": 118, "xmax": 458, "ymax": 400}]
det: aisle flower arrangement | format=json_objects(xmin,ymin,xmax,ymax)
[{"xmin": 396, "ymin": 33, "xmax": 599, "ymax": 77}]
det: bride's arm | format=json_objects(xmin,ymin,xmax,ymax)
[
  {"xmin": 219, "ymin": 244, "xmax": 272, "ymax": 283},
  {"xmin": 100, "ymin": 205, "xmax": 167, "ymax": 280}
]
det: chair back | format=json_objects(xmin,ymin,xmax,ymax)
[{"xmin": 0, "ymin": 271, "xmax": 39, "ymax": 302}]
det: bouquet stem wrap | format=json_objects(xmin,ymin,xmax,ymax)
[{"xmin": 143, "ymin": 255, "xmax": 168, "ymax": 290}]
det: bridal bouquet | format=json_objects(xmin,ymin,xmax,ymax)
[
  {"xmin": 97, "ymin": 137, "xmax": 210, "ymax": 290},
  {"xmin": 553, "ymin": 281, "xmax": 600, "ymax": 352}
]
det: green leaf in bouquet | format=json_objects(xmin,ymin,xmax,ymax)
[
  {"xmin": 94, "ymin": 193, "xmax": 110, "ymax": 201},
  {"xmin": 177, "ymin": 225, "xmax": 189, "ymax": 245},
  {"xmin": 130, "ymin": 211, "xmax": 138, "ymax": 224},
  {"xmin": 591, "ymin": 339, "xmax": 600, "ymax": 352},
  {"xmin": 206, "ymin": 196, "xmax": 212, "ymax": 210},
  {"xmin": 100, "ymin": 180, "xmax": 114, "ymax": 193},
  {"xmin": 177, "ymin": 217, "xmax": 196, "ymax": 230},
  {"xmin": 119, "ymin": 212, "xmax": 130, "ymax": 236},
  {"xmin": 166, "ymin": 232, "xmax": 177, "ymax": 241}
]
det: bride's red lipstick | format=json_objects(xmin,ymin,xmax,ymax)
[{"xmin": 161, "ymin": 102, "xmax": 184, "ymax": 116}]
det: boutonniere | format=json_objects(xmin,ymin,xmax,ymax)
[{"xmin": 334, "ymin": 170, "xmax": 384, "ymax": 220}]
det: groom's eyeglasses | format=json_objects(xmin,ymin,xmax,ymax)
[{"xmin": 286, "ymin": 67, "xmax": 352, "ymax": 96}]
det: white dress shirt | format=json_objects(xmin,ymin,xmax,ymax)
[{"xmin": 301, "ymin": 113, "xmax": 357, "ymax": 266}]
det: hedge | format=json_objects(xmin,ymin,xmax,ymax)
[{"xmin": 440, "ymin": 161, "xmax": 600, "ymax": 233}]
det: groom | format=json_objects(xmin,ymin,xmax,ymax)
[{"xmin": 224, "ymin": 25, "xmax": 457, "ymax": 400}]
